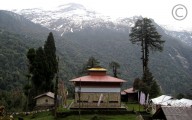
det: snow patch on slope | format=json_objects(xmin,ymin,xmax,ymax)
[{"xmin": 172, "ymin": 48, "xmax": 189, "ymax": 69}]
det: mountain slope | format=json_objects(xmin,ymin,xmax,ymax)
[
  {"xmin": 0, "ymin": 30, "xmax": 28, "ymax": 90},
  {"xmin": 1, "ymin": 6, "xmax": 192, "ymax": 95},
  {"xmin": 0, "ymin": 10, "xmax": 50, "ymax": 38},
  {"xmin": 163, "ymin": 29, "xmax": 192, "ymax": 47},
  {"xmin": 0, "ymin": 10, "xmax": 86, "ymax": 91},
  {"xmin": 61, "ymin": 24, "xmax": 192, "ymax": 94}
]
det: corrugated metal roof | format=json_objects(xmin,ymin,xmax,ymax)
[
  {"xmin": 153, "ymin": 106, "xmax": 192, "ymax": 120},
  {"xmin": 162, "ymin": 107, "xmax": 192, "ymax": 120},
  {"xmin": 70, "ymin": 75, "xmax": 126, "ymax": 83}
]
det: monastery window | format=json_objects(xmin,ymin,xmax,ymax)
[
  {"xmin": 77, "ymin": 100, "xmax": 88, "ymax": 103},
  {"xmin": 93, "ymin": 101, "xmax": 98, "ymax": 103},
  {"xmin": 82, "ymin": 101, "xmax": 88, "ymax": 103},
  {"xmin": 109, "ymin": 101, "xmax": 118, "ymax": 103},
  {"xmin": 93, "ymin": 101, "xmax": 103, "ymax": 103}
]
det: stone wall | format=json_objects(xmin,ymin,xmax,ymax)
[{"xmin": 36, "ymin": 96, "xmax": 54, "ymax": 106}]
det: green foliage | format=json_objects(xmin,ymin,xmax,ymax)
[
  {"xmin": 14, "ymin": 111, "xmax": 54, "ymax": 120},
  {"xmin": 86, "ymin": 56, "xmax": 100, "ymax": 68},
  {"xmin": 174, "ymin": 92, "xmax": 192, "ymax": 99},
  {"xmin": 27, "ymin": 48, "xmax": 36, "ymax": 73},
  {"xmin": 27, "ymin": 32, "xmax": 58, "ymax": 94},
  {"xmin": 14, "ymin": 112, "xmax": 137, "ymax": 120},
  {"xmin": 142, "ymin": 68, "xmax": 153, "ymax": 86},
  {"xmin": 59, "ymin": 114, "xmax": 137, "ymax": 120},
  {"xmin": 129, "ymin": 18, "xmax": 163, "ymax": 97},
  {"xmin": 0, "ymin": 89, "xmax": 26, "ymax": 112},
  {"xmin": 129, "ymin": 18, "xmax": 165, "ymax": 79},
  {"xmin": 133, "ymin": 73, "xmax": 161, "ymax": 98},
  {"xmin": 44, "ymin": 32, "xmax": 58, "ymax": 80},
  {"xmin": 124, "ymin": 103, "xmax": 145, "ymax": 112},
  {"xmin": 91, "ymin": 115, "xmax": 106, "ymax": 120},
  {"xmin": 185, "ymin": 93, "xmax": 192, "ymax": 99},
  {"xmin": 23, "ymin": 84, "xmax": 31, "ymax": 96},
  {"xmin": 129, "ymin": 18, "xmax": 165, "ymax": 51},
  {"xmin": 133, "ymin": 78, "xmax": 140, "ymax": 90},
  {"xmin": 109, "ymin": 61, "xmax": 120, "ymax": 78},
  {"xmin": 139, "ymin": 81, "xmax": 150, "ymax": 95},
  {"xmin": 149, "ymin": 80, "xmax": 161, "ymax": 98},
  {"xmin": 79, "ymin": 56, "xmax": 100, "ymax": 75},
  {"xmin": 0, "ymin": 29, "xmax": 43, "ymax": 111},
  {"xmin": 176, "ymin": 93, "xmax": 185, "ymax": 99}
]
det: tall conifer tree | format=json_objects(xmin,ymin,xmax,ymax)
[
  {"xmin": 109, "ymin": 61, "xmax": 120, "ymax": 78},
  {"xmin": 44, "ymin": 32, "xmax": 58, "ymax": 92},
  {"xmin": 129, "ymin": 18, "xmax": 164, "ymax": 97},
  {"xmin": 27, "ymin": 32, "xmax": 58, "ymax": 93},
  {"xmin": 129, "ymin": 18, "xmax": 164, "ymax": 74}
]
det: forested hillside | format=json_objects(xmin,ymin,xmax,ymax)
[
  {"xmin": 0, "ymin": 10, "xmax": 192, "ymax": 101},
  {"xmin": 0, "ymin": 30, "xmax": 28, "ymax": 90},
  {"xmin": 61, "ymin": 25, "xmax": 192, "ymax": 94}
]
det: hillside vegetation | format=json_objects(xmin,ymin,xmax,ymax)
[{"xmin": 0, "ymin": 10, "xmax": 192, "ymax": 109}]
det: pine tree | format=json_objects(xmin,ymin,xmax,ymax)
[
  {"xmin": 129, "ymin": 18, "xmax": 164, "ymax": 96},
  {"xmin": 142, "ymin": 67, "xmax": 153, "ymax": 87},
  {"xmin": 109, "ymin": 61, "xmax": 120, "ymax": 78},
  {"xmin": 27, "ymin": 48, "xmax": 36, "ymax": 73},
  {"xmin": 79, "ymin": 56, "xmax": 100, "ymax": 75},
  {"xmin": 26, "ymin": 32, "xmax": 58, "ymax": 93},
  {"xmin": 44, "ymin": 32, "xmax": 58, "ymax": 92},
  {"xmin": 133, "ymin": 78, "xmax": 141, "ymax": 90},
  {"xmin": 32, "ymin": 47, "xmax": 48, "ymax": 93},
  {"xmin": 87, "ymin": 56, "xmax": 100, "ymax": 68},
  {"xmin": 129, "ymin": 18, "xmax": 164, "ymax": 75},
  {"xmin": 149, "ymin": 80, "xmax": 161, "ymax": 98}
]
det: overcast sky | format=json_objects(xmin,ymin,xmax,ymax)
[{"xmin": 0, "ymin": 0, "xmax": 192, "ymax": 31}]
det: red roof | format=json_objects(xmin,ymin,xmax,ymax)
[
  {"xmin": 121, "ymin": 91, "xmax": 127, "ymax": 95},
  {"xmin": 124, "ymin": 87, "xmax": 138, "ymax": 93},
  {"xmin": 70, "ymin": 75, "xmax": 126, "ymax": 83}
]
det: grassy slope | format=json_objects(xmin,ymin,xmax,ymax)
[
  {"xmin": 12, "ymin": 103, "xmax": 146, "ymax": 120},
  {"xmin": 13, "ymin": 111, "xmax": 137, "ymax": 120},
  {"xmin": 60, "ymin": 114, "xmax": 137, "ymax": 120}
]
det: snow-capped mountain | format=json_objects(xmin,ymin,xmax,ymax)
[
  {"xmin": 13, "ymin": 3, "xmax": 141, "ymax": 35},
  {"xmin": 13, "ymin": 3, "xmax": 192, "ymax": 46},
  {"xmin": 162, "ymin": 26, "xmax": 192, "ymax": 46}
]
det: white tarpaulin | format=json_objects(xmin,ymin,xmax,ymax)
[
  {"xmin": 151, "ymin": 95, "xmax": 192, "ymax": 107},
  {"xmin": 151, "ymin": 95, "xmax": 172, "ymax": 105}
]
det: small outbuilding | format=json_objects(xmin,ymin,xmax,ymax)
[
  {"xmin": 34, "ymin": 92, "xmax": 55, "ymax": 109},
  {"xmin": 121, "ymin": 87, "xmax": 138, "ymax": 102}
]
